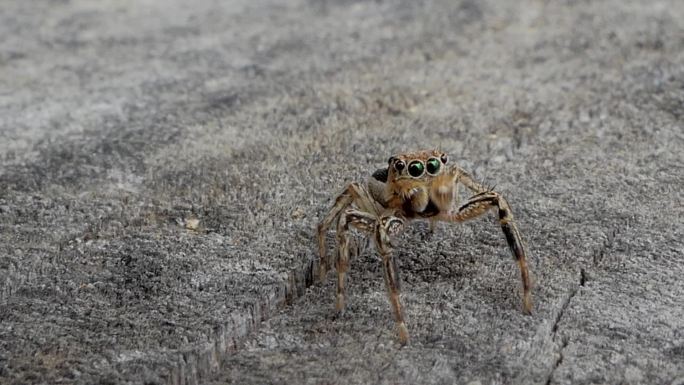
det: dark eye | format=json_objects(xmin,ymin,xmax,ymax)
[
  {"xmin": 408, "ymin": 161, "xmax": 425, "ymax": 177},
  {"xmin": 440, "ymin": 153, "xmax": 448, "ymax": 164},
  {"xmin": 426, "ymin": 158, "xmax": 441, "ymax": 175},
  {"xmin": 394, "ymin": 160, "xmax": 405, "ymax": 172}
]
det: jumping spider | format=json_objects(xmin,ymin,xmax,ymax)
[{"xmin": 317, "ymin": 149, "xmax": 532, "ymax": 344}]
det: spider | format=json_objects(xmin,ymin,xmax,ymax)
[{"xmin": 316, "ymin": 149, "xmax": 532, "ymax": 344}]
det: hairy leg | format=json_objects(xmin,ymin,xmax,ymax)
[
  {"xmin": 373, "ymin": 215, "xmax": 409, "ymax": 344},
  {"xmin": 317, "ymin": 182, "xmax": 378, "ymax": 281},
  {"xmin": 437, "ymin": 191, "xmax": 533, "ymax": 314},
  {"xmin": 334, "ymin": 209, "xmax": 377, "ymax": 314}
]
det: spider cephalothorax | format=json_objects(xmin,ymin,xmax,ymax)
[
  {"xmin": 377, "ymin": 149, "xmax": 457, "ymax": 216},
  {"xmin": 317, "ymin": 150, "xmax": 532, "ymax": 344}
]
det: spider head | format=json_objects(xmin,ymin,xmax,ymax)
[{"xmin": 386, "ymin": 149, "xmax": 448, "ymax": 182}]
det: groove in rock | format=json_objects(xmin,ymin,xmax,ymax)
[{"xmin": 545, "ymin": 271, "xmax": 581, "ymax": 385}]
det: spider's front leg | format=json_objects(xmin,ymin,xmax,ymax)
[
  {"xmin": 333, "ymin": 209, "xmax": 377, "ymax": 315},
  {"xmin": 373, "ymin": 214, "xmax": 409, "ymax": 344},
  {"xmin": 435, "ymin": 187, "xmax": 533, "ymax": 314},
  {"xmin": 317, "ymin": 182, "xmax": 376, "ymax": 281}
]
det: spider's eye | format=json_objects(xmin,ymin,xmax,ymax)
[
  {"xmin": 394, "ymin": 160, "xmax": 405, "ymax": 172},
  {"xmin": 407, "ymin": 161, "xmax": 425, "ymax": 177},
  {"xmin": 426, "ymin": 158, "xmax": 441, "ymax": 175},
  {"xmin": 440, "ymin": 153, "xmax": 448, "ymax": 164}
]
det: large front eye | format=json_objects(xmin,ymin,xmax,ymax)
[
  {"xmin": 426, "ymin": 158, "xmax": 441, "ymax": 175},
  {"xmin": 408, "ymin": 161, "xmax": 425, "ymax": 177}
]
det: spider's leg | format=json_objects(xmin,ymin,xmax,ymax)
[
  {"xmin": 317, "ymin": 182, "xmax": 370, "ymax": 281},
  {"xmin": 334, "ymin": 209, "xmax": 377, "ymax": 315},
  {"xmin": 436, "ymin": 191, "xmax": 533, "ymax": 314},
  {"xmin": 452, "ymin": 166, "xmax": 488, "ymax": 194},
  {"xmin": 373, "ymin": 215, "xmax": 409, "ymax": 344}
]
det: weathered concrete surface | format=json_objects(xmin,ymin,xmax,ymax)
[{"xmin": 1, "ymin": 0, "xmax": 682, "ymax": 384}]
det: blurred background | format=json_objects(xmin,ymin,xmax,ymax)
[{"xmin": 1, "ymin": 1, "xmax": 682, "ymax": 384}]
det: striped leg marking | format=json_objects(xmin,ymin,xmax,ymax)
[
  {"xmin": 438, "ymin": 191, "xmax": 533, "ymax": 314},
  {"xmin": 334, "ymin": 209, "xmax": 378, "ymax": 315},
  {"xmin": 317, "ymin": 183, "xmax": 376, "ymax": 282},
  {"xmin": 374, "ymin": 215, "xmax": 409, "ymax": 344}
]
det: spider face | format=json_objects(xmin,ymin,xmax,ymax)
[
  {"xmin": 387, "ymin": 149, "xmax": 448, "ymax": 181},
  {"xmin": 381, "ymin": 150, "xmax": 453, "ymax": 217}
]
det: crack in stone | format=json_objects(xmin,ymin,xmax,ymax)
[
  {"xmin": 545, "ymin": 275, "xmax": 580, "ymax": 385},
  {"xmin": 545, "ymin": 223, "xmax": 622, "ymax": 384},
  {"xmin": 164, "ymin": 256, "xmax": 317, "ymax": 385},
  {"xmin": 546, "ymin": 336, "xmax": 569, "ymax": 385}
]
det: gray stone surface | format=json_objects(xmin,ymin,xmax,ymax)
[{"xmin": 1, "ymin": 0, "xmax": 683, "ymax": 384}]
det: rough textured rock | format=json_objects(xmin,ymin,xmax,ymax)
[{"xmin": 0, "ymin": 0, "xmax": 682, "ymax": 384}]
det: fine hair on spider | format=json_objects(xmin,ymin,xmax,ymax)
[{"xmin": 317, "ymin": 149, "xmax": 532, "ymax": 345}]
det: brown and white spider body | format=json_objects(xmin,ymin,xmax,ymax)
[{"xmin": 317, "ymin": 149, "xmax": 532, "ymax": 344}]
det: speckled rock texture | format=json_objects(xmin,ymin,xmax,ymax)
[{"xmin": 1, "ymin": 0, "xmax": 682, "ymax": 384}]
